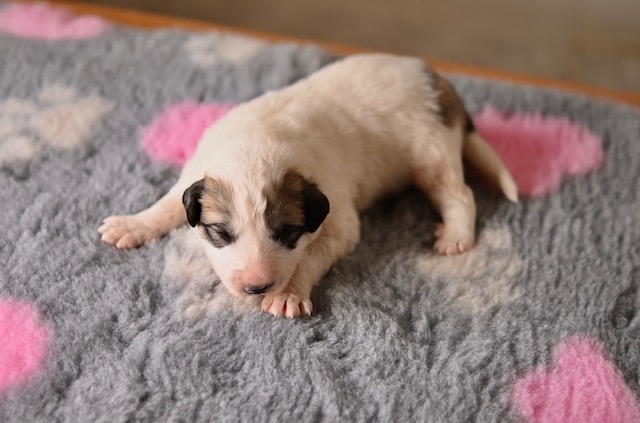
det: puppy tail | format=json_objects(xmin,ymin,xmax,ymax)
[{"xmin": 463, "ymin": 131, "xmax": 519, "ymax": 203}]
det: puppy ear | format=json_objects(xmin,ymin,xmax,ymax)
[
  {"xmin": 302, "ymin": 182, "xmax": 330, "ymax": 233},
  {"xmin": 182, "ymin": 179, "xmax": 205, "ymax": 227}
]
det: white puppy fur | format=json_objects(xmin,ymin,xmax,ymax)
[{"xmin": 99, "ymin": 53, "xmax": 517, "ymax": 318}]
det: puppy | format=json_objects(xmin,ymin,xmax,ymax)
[{"xmin": 99, "ymin": 53, "xmax": 518, "ymax": 318}]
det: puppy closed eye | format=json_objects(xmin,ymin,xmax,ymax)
[
  {"xmin": 273, "ymin": 224, "xmax": 304, "ymax": 249},
  {"xmin": 202, "ymin": 223, "xmax": 236, "ymax": 248}
]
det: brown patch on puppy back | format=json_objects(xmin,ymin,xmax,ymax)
[{"xmin": 431, "ymin": 70, "xmax": 469, "ymax": 130}]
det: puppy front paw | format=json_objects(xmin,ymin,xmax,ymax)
[
  {"xmin": 433, "ymin": 223, "xmax": 474, "ymax": 255},
  {"xmin": 98, "ymin": 215, "xmax": 157, "ymax": 249},
  {"xmin": 261, "ymin": 293, "xmax": 313, "ymax": 318}
]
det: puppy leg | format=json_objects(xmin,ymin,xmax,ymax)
[
  {"xmin": 98, "ymin": 185, "xmax": 187, "ymax": 249},
  {"xmin": 262, "ymin": 208, "xmax": 360, "ymax": 318},
  {"xmin": 414, "ymin": 149, "xmax": 476, "ymax": 255}
]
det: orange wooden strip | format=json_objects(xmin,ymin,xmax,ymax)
[{"xmin": 41, "ymin": 0, "xmax": 640, "ymax": 107}]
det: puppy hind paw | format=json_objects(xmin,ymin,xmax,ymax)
[
  {"xmin": 433, "ymin": 224, "xmax": 474, "ymax": 255},
  {"xmin": 261, "ymin": 293, "xmax": 313, "ymax": 319},
  {"xmin": 98, "ymin": 215, "xmax": 156, "ymax": 249},
  {"xmin": 434, "ymin": 238, "xmax": 472, "ymax": 255}
]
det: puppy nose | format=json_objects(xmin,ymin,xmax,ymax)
[{"xmin": 244, "ymin": 283, "xmax": 273, "ymax": 295}]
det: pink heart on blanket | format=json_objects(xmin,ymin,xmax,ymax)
[
  {"xmin": 0, "ymin": 3, "xmax": 110, "ymax": 40},
  {"xmin": 141, "ymin": 101, "xmax": 236, "ymax": 167},
  {"xmin": 0, "ymin": 299, "xmax": 50, "ymax": 394},
  {"xmin": 473, "ymin": 107, "xmax": 604, "ymax": 197},
  {"xmin": 512, "ymin": 336, "xmax": 640, "ymax": 423}
]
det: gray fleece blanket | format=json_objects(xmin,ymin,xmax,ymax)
[{"xmin": 1, "ymin": 3, "xmax": 640, "ymax": 422}]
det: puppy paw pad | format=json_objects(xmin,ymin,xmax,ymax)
[
  {"xmin": 434, "ymin": 227, "xmax": 474, "ymax": 255},
  {"xmin": 261, "ymin": 294, "xmax": 313, "ymax": 319},
  {"xmin": 98, "ymin": 216, "xmax": 155, "ymax": 249}
]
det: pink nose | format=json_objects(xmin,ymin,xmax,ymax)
[{"xmin": 232, "ymin": 268, "xmax": 275, "ymax": 295}]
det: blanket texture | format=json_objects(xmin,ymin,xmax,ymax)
[{"xmin": 1, "ymin": 3, "xmax": 640, "ymax": 422}]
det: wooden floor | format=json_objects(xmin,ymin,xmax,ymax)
[{"xmin": 84, "ymin": 0, "xmax": 640, "ymax": 94}]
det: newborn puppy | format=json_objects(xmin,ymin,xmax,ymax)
[{"xmin": 99, "ymin": 53, "xmax": 518, "ymax": 318}]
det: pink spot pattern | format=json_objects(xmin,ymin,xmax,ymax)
[
  {"xmin": 141, "ymin": 101, "xmax": 236, "ymax": 167},
  {"xmin": 512, "ymin": 336, "xmax": 640, "ymax": 423},
  {"xmin": 0, "ymin": 3, "xmax": 110, "ymax": 40},
  {"xmin": 0, "ymin": 299, "xmax": 50, "ymax": 394},
  {"xmin": 473, "ymin": 107, "xmax": 604, "ymax": 197}
]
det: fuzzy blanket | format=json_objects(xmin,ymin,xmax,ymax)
[{"xmin": 1, "ymin": 3, "xmax": 640, "ymax": 422}]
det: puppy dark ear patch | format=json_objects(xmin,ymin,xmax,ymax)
[
  {"xmin": 183, "ymin": 177, "xmax": 234, "ymax": 228},
  {"xmin": 183, "ymin": 179, "xmax": 205, "ymax": 227},
  {"xmin": 302, "ymin": 182, "xmax": 329, "ymax": 233},
  {"xmin": 199, "ymin": 177, "xmax": 234, "ymax": 222},
  {"xmin": 265, "ymin": 170, "xmax": 330, "ymax": 248}
]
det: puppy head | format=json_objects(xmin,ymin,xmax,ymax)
[{"xmin": 182, "ymin": 170, "xmax": 329, "ymax": 297}]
